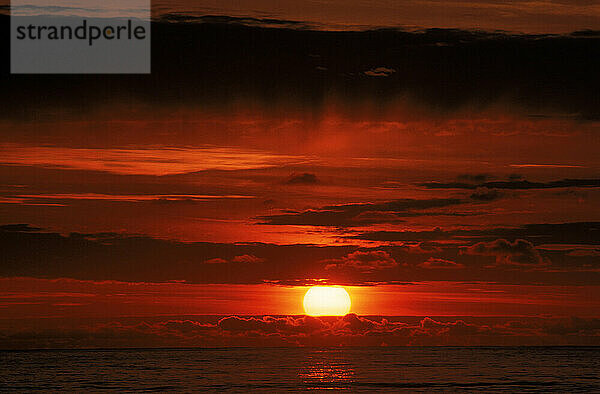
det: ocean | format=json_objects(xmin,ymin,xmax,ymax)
[{"xmin": 2, "ymin": 347, "xmax": 599, "ymax": 392}]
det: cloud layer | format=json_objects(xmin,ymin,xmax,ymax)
[
  {"xmin": 1, "ymin": 223, "xmax": 599, "ymax": 285},
  {"xmin": 2, "ymin": 16, "xmax": 599, "ymax": 119},
  {"xmin": 3, "ymin": 314, "xmax": 599, "ymax": 349}
]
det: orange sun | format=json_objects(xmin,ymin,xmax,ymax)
[{"xmin": 303, "ymin": 286, "xmax": 351, "ymax": 316}]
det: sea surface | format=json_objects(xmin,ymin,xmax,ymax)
[{"xmin": 2, "ymin": 347, "xmax": 600, "ymax": 392}]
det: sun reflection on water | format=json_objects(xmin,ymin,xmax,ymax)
[{"xmin": 299, "ymin": 350, "xmax": 355, "ymax": 390}]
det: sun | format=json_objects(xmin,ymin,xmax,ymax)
[{"xmin": 303, "ymin": 286, "xmax": 351, "ymax": 316}]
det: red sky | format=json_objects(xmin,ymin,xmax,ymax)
[{"xmin": 0, "ymin": 2, "xmax": 599, "ymax": 347}]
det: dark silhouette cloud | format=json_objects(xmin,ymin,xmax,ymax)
[
  {"xmin": 543, "ymin": 317, "xmax": 600, "ymax": 336},
  {"xmin": 0, "ymin": 223, "xmax": 42, "ymax": 232},
  {"xmin": 421, "ymin": 178, "xmax": 600, "ymax": 190},
  {"xmin": 1, "ymin": 16, "xmax": 599, "ymax": 119},
  {"xmin": 353, "ymin": 222, "xmax": 600, "ymax": 246},
  {"xmin": 464, "ymin": 239, "xmax": 547, "ymax": 267},
  {"xmin": 2, "ymin": 314, "xmax": 599, "ymax": 349},
  {"xmin": 1, "ymin": 223, "xmax": 598, "ymax": 285},
  {"xmin": 0, "ymin": 226, "xmax": 350, "ymax": 284},
  {"xmin": 204, "ymin": 254, "xmax": 265, "ymax": 264},
  {"xmin": 470, "ymin": 187, "xmax": 502, "ymax": 201},
  {"xmin": 457, "ymin": 174, "xmax": 494, "ymax": 182},
  {"xmin": 508, "ymin": 173, "xmax": 524, "ymax": 181},
  {"xmin": 285, "ymin": 172, "xmax": 319, "ymax": 185},
  {"xmin": 157, "ymin": 14, "xmax": 313, "ymax": 30},
  {"xmin": 324, "ymin": 250, "xmax": 398, "ymax": 273},
  {"xmin": 258, "ymin": 198, "xmax": 464, "ymax": 227},
  {"xmin": 418, "ymin": 258, "xmax": 464, "ymax": 269}
]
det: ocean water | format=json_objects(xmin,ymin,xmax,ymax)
[{"xmin": 2, "ymin": 347, "xmax": 599, "ymax": 392}]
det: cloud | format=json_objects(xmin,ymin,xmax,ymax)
[
  {"xmin": 364, "ymin": 67, "xmax": 396, "ymax": 77},
  {"xmin": 157, "ymin": 14, "xmax": 313, "ymax": 30},
  {"xmin": 419, "ymin": 317, "xmax": 481, "ymax": 336},
  {"xmin": 509, "ymin": 164, "xmax": 585, "ymax": 169},
  {"xmin": 465, "ymin": 239, "xmax": 547, "ymax": 267},
  {"xmin": 0, "ymin": 225, "xmax": 357, "ymax": 284},
  {"xmin": 457, "ymin": 173, "xmax": 494, "ymax": 182},
  {"xmin": 324, "ymin": 250, "xmax": 398, "ymax": 273},
  {"xmin": 2, "ymin": 17, "xmax": 598, "ymax": 120},
  {"xmin": 543, "ymin": 317, "xmax": 600, "ymax": 336},
  {"xmin": 204, "ymin": 254, "xmax": 265, "ymax": 264},
  {"xmin": 0, "ymin": 223, "xmax": 42, "ymax": 232},
  {"xmin": 406, "ymin": 242, "xmax": 444, "ymax": 254},
  {"xmin": 2, "ymin": 314, "xmax": 599, "ymax": 349},
  {"xmin": 258, "ymin": 198, "xmax": 464, "ymax": 227},
  {"xmin": 470, "ymin": 187, "xmax": 502, "ymax": 201},
  {"xmin": 218, "ymin": 315, "xmax": 328, "ymax": 334},
  {"xmin": 508, "ymin": 173, "xmax": 523, "ymax": 180},
  {"xmin": 418, "ymin": 258, "xmax": 464, "ymax": 269},
  {"xmin": 352, "ymin": 222, "xmax": 600, "ymax": 246},
  {"xmin": 2, "ymin": 223, "xmax": 599, "ymax": 285},
  {"xmin": 421, "ymin": 178, "xmax": 600, "ymax": 190},
  {"xmin": 232, "ymin": 254, "xmax": 265, "ymax": 263},
  {"xmin": 285, "ymin": 172, "xmax": 319, "ymax": 185},
  {"xmin": 204, "ymin": 258, "xmax": 228, "ymax": 264},
  {"xmin": 202, "ymin": 255, "xmax": 265, "ymax": 264},
  {"xmin": 7, "ymin": 193, "xmax": 255, "ymax": 205},
  {"xmin": 566, "ymin": 249, "xmax": 600, "ymax": 257},
  {"xmin": 0, "ymin": 144, "xmax": 301, "ymax": 176}
]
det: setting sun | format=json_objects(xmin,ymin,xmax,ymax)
[{"xmin": 303, "ymin": 286, "xmax": 351, "ymax": 316}]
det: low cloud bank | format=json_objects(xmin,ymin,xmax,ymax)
[{"xmin": 3, "ymin": 314, "xmax": 599, "ymax": 349}]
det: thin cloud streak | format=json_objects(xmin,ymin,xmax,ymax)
[
  {"xmin": 0, "ymin": 144, "xmax": 310, "ymax": 175},
  {"xmin": 13, "ymin": 193, "xmax": 255, "ymax": 203}
]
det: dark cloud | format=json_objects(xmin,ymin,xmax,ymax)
[
  {"xmin": 324, "ymin": 250, "xmax": 398, "ymax": 273},
  {"xmin": 419, "ymin": 317, "xmax": 481, "ymax": 336},
  {"xmin": 470, "ymin": 187, "xmax": 502, "ymax": 201},
  {"xmin": 464, "ymin": 239, "xmax": 547, "ymax": 267},
  {"xmin": 257, "ymin": 198, "xmax": 464, "ymax": 227},
  {"xmin": 421, "ymin": 178, "xmax": 600, "ymax": 190},
  {"xmin": 0, "ymin": 223, "xmax": 42, "ymax": 232},
  {"xmin": 2, "ymin": 224, "xmax": 599, "ymax": 285},
  {"xmin": 353, "ymin": 221, "xmax": 600, "ymax": 246},
  {"xmin": 2, "ymin": 314, "xmax": 599, "ymax": 349},
  {"xmin": 566, "ymin": 249, "xmax": 600, "ymax": 257},
  {"xmin": 418, "ymin": 258, "xmax": 464, "ymax": 269},
  {"xmin": 204, "ymin": 254, "xmax": 265, "ymax": 264},
  {"xmin": 285, "ymin": 173, "xmax": 319, "ymax": 185},
  {"xmin": 457, "ymin": 174, "xmax": 494, "ymax": 182},
  {"xmin": 508, "ymin": 173, "xmax": 524, "ymax": 181},
  {"xmin": 1, "ymin": 16, "xmax": 599, "ymax": 119},
  {"xmin": 0, "ymin": 226, "xmax": 353, "ymax": 284},
  {"xmin": 157, "ymin": 14, "xmax": 313, "ymax": 30},
  {"xmin": 543, "ymin": 317, "xmax": 600, "ymax": 336},
  {"xmin": 570, "ymin": 30, "xmax": 600, "ymax": 38}
]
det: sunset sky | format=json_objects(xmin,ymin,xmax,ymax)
[{"xmin": 0, "ymin": 0, "xmax": 599, "ymax": 348}]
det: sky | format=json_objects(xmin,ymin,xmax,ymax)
[
  {"xmin": 0, "ymin": 1, "xmax": 599, "ymax": 348},
  {"xmin": 150, "ymin": 0, "xmax": 600, "ymax": 33}
]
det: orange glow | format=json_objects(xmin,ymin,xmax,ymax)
[{"xmin": 303, "ymin": 286, "xmax": 351, "ymax": 316}]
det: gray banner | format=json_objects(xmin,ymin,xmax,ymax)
[{"xmin": 11, "ymin": 1, "xmax": 150, "ymax": 74}]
